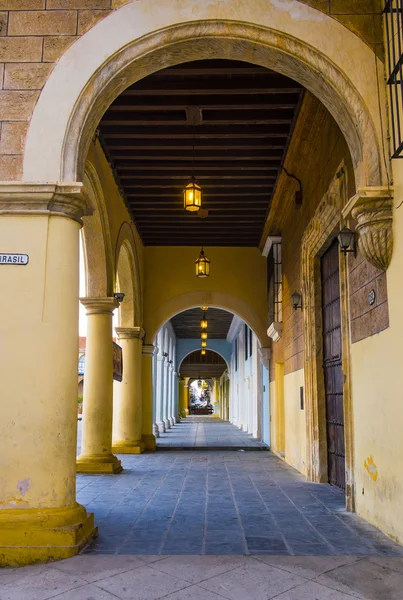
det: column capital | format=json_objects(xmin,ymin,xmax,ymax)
[
  {"xmin": 80, "ymin": 297, "xmax": 119, "ymax": 315},
  {"xmin": 343, "ymin": 186, "xmax": 393, "ymax": 270},
  {"xmin": 0, "ymin": 182, "xmax": 92, "ymax": 225},
  {"xmin": 142, "ymin": 344, "xmax": 156, "ymax": 357},
  {"xmin": 115, "ymin": 326, "xmax": 145, "ymax": 341}
]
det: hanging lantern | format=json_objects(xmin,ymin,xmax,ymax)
[
  {"xmin": 201, "ymin": 340, "xmax": 207, "ymax": 348},
  {"xmin": 201, "ymin": 306, "xmax": 209, "ymax": 311},
  {"xmin": 201, "ymin": 349, "xmax": 206, "ymax": 356},
  {"xmin": 201, "ymin": 331, "xmax": 208, "ymax": 340},
  {"xmin": 200, "ymin": 314, "xmax": 208, "ymax": 329},
  {"xmin": 184, "ymin": 176, "xmax": 202, "ymax": 212},
  {"xmin": 195, "ymin": 247, "xmax": 210, "ymax": 278}
]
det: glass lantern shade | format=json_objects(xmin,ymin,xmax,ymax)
[
  {"xmin": 201, "ymin": 349, "xmax": 206, "ymax": 356},
  {"xmin": 291, "ymin": 291, "xmax": 302, "ymax": 310},
  {"xmin": 338, "ymin": 227, "xmax": 355, "ymax": 252},
  {"xmin": 201, "ymin": 340, "xmax": 207, "ymax": 348},
  {"xmin": 184, "ymin": 176, "xmax": 202, "ymax": 212},
  {"xmin": 201, "ymin": 331, "xmax": 208, "ymax": 340},
  {"xmin": 195, "ymin": 248, "xmax": 210, "ymax": 278},
  {"xmin": 200, "ymin": 317, "xmax": 208, "ymax": 329}
]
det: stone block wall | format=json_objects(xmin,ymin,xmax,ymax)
[
  {"xmin": 269, "ymin": 93, "xmax": 356, "ymax": 380},
  {"xmin": 0, "ymin": 0, "xmax": 383, "ymax": 181}
]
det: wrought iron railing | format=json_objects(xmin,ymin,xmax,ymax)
[{"xmin": 384, "ymin": 1, "xmax": 403, "ymax": 157}]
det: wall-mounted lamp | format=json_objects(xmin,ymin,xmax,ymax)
[
  {"xmin": 337, "ymin": 227, "xmax": 356, "ymax": 257},
  {"xmin": 163, "ymin": 351, "xmax": 169, "ymax": 358},
  {"xmin": 114, "ymin": 292, "xmax": 125, "ymax": 303},
  {"xmin": 291, "ymin": 291, "xmax": 303, "ymax": 311}
]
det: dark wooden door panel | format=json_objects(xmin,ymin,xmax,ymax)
[{"xmin": 321, "ymin": 239, "xmax": 346, "ymax": 492}]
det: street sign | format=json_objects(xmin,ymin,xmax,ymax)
[{"xmin": 0, "ymin": 254, "xmax": 29, "ymax": 265}]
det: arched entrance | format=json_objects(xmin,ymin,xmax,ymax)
[{"xmin": 0, "ymin": 0, "xmax": 395, "ymax": 566}]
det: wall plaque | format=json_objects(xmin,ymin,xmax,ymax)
[
  {"xmin": 368, "ymin": 289, "xmax": 376, "ymax": 306},
  {"xmin": 0, "ymin": 254, "xmax": 29, "ymax": 265}
]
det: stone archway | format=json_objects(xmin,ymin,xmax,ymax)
[{"xmin": 23, "ymin": 0, "xmax": 387, "ymax": 193}]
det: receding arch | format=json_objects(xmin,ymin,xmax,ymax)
[
  {"xmin": 115, "ymin": 222, "xmax": 142, "ymax": 326},
  {"xmin": 179, "ymin": 349, "xmax": 230, "ymax": 372},
  {"xmin": 146, "ymin": 290, "xmax": 268, "ymax": 347},
  {"xmin": 81, "ymin": 161, "xmax": 114, "ymax": 297},
  {"xmin": 24, "ymin": 1, "xmax": 387, "ymax": 190}
]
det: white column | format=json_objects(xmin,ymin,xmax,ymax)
[
  {"xmin": 156, "ymin": 354, "xmax": 165, "ymax": 433},
  {"xmin": 162, "ymin": 357, "xmax": 170, "ymax": 429},
  {"xmin": 152, "ymin": 348, "xmax": 159, "ymax": 438}
]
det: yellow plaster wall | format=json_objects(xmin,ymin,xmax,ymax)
[
  {"xmin": 350, "ymin": 162, "xmax": 403, "ymax": 543},
  {"xmin": 143, "ymin": 246, "xmax": 267, "ymax": 344},
  {"xmin": 283, "ymin": 369, "xmax": 307, "ymax": 476}
]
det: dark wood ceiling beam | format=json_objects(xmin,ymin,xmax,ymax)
[
  {"xmin": 108, "ymin": 102, "xmax": 299, "ymax": 111},
  {"xmin": 123, "ymin": 85, "xmax": 301, "ymax": 95},
  {"xmin": 99, "ymin": 124, "xmax": 290, "ymax": 136},
  {"xmin": 117, "ymin": 165, "xmax": 279, "ymax": 171},
  {"xmin": 122, "ymin": 174, "xmax": 277, "ymax": 181},
  {"xmin": 110, "ymin": 152, "xmax": 283, "ymax": 161},
  {"xmin": 101, "ymin": 118, "xmax": 293, "ymax": 126}
]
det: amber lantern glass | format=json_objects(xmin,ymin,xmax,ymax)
[
  {"xmin": 195, "ymin": 247, "xmax": 210, "ymax": 278},
  {"xmin": 200, "ymin": 314, "xmax": 208, "ymax": 329},
  {"xmin": 201, "ymin": 331, "xmax": 208, "ymax": 340},
  {"xmin": 201, "ymin": 349, "xmax": 206, "ymax": 356},
  {"xmin": 201, "ymin": 340, "xmax": 207, "ymax": 348},
  {"xmin": 184, "ymin": 176, "xmax": 202, "ymax": 212}
]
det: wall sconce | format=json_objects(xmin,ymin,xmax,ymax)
[
  {"xmin": 337, "ymin": 227, "xmax": 356, "ymax": 257},
  {"xmin": 114, "ymin": 292, "xmax": 125, "ymax": 303},
  {"xmin": 291, "ymin": 291, "xmax": 303, "ymax": 311},
  {"xmin": 201, "ymin": 331, "xmax": 208, "ymax": 340}
]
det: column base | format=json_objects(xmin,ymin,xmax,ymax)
[
  {"xmin": 142, "ymin": 434, "xmax": 157, "ymax": 451},
  {"xmin": 164, "ymin": 419, "xmax": 171, "ymax": 429},
  {"xmin": 112, "ymin": 440, "xmax": 145, "ymax": 454},
  {"xmin": 183, "ymin": 408, "xmax": 189, "ymax": 416},
  {"xmin": 212, "ymin": 413, "xmax": 221, "ymax": 418},
  {"xmin": 76, "ymin": 453, "xmax": 123, "ymax": 474},
  {"xmin": 152, "ymin": 424, "xmax": 160, "ymax": 438},
  {"xmin": 168, "ymin": 417, "xmax": 175, "ymax": 427},
  {"xmin": 0, "ymin": 503, "xmax": 96, "ymax": 567},
  {"xmin": 157, "ymin": 421, "xmax": 166, "ymax": 434}
]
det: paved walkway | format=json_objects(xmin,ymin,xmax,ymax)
[
  {"xmin": 157, "ymin": 418, "xmax": 268, "ymax": 450},
  {"xmin": 74, "ymin": 450, "xmax": 403, "ymax": 558},
  {"xmin": 3, "ymin": 554, "xmax": 403, "ymax": 600}
]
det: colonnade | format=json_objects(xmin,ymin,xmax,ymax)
[
  {"xmin": 77, "ymin": 297, "xmax": 157, "ymax": 474},
  {"xmin": 153, "ymin": 323, "xmax": 179, "ymax": 435}
]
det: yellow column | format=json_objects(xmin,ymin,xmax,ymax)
[
  {"xmin": 212, "ymin": 378, "xmax": 221, "ymax": 418},
  {"xmin": 178, "ymin": 378, "xmax": 186, "ymax": 417},
  {"xmin": 112, "ymin": 327, "xmax": 145, "ymax": 454},
  {"xmin": 142, "ymin": 344, "xmax": 157, "ymax": 451},
  {"xmin": 183, "ymin": 376, "xmax": 190, "ymax": 416},
  {"xmin": 0, "ymin": 183, "xmax": 96, "ymax": 566},
  {"xmin": 77, "ymin": 297, "xmax": 122, "ymax": 474}
]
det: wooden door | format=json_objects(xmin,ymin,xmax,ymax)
[{"xmin": 321, "ymin": 239, "xmax": 346, "ymax": 491}]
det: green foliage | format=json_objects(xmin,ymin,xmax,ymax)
[{"xmin": 78, "ymin": 395, "xmax": 83, "ymax": 404}]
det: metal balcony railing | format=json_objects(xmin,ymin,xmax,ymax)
[{"xmin": 384, "ymin": 0, "xmax": 403, "ymax": 157}]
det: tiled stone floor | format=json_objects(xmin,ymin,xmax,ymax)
[
  {"xmin": 75, "ymin": 449, "xmax": 403, "ymax": 558},
  {"xmin": 156, "ymin": 417, "xmax": 268, "ymax": 450},
  {"xmin": 3, "ymin": 555, "xmax": 403, "ymax": 600}
]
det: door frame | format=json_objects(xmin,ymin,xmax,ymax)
[{"xmin": 301, "ymin": 162, "xmax": 355, "ymax": 511}]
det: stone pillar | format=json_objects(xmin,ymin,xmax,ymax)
[
  {"xmin": 162, "ymin": 358, "xmax": 171, "ymax": 429},
  {"xmin": 112, "ymin": 327, "xmax": 145, "ymax": 454},
  {"xmin": 156, "ymin": 353, "xmax": 166, "ymax": 433},
  {"xmin": 212, "ymin": 378, "xmax": 221, "ymax": 418},
  {"xmin": 168, "ymin": 363, "xmax": 175, "ymax": 427},
  {"xmin": 173, "ymin": 371, "xmax": 180, "ymax": 422},
  {"xmin": 183, "ymin": 377, "xmax": 190, "ymax": 416},
  {"xmin": 0, "ymin": 183, "xmax": 96, "ymax": 566},
  {"xmin": 142, "ymin": 344, "xmax": 157, "ymax": 451},
  {"xmin": 152, "ymin": 349, "xmax": 159, "ymax": 438},
  {"xmin": 178, "ymin": 378, "xmax": 185, "ymax": 418},
  {"xmin": 77, "ymin": 297, "xmax": 122, "ymax": 474}
]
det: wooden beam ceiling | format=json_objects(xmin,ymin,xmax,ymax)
[
  {"xmin": 171, "ymin": 308, "xmax": 233, "ymax": 339},
  {"xmin": 180, "ymin": 349, "xmax": 227, "ymax": 378},
  {"xmin": 98, "ymin": 60, "xmax": 304, "ymax": 246}
]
